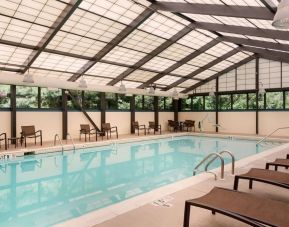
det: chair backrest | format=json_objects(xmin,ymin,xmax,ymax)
[
  {"xmin": 132, "ymin": 121, "xmax": 139, "ymax": 128},
  {"xmin": 184, "ymin": 120, "xmax": 195, "ymax": 126},
  {"xmin": 80, "ymin": 124, "xmax": 90, "ymax": 132},
  {"xmin": 21, "ymin": 126, "xmax": 36, "ymax": 136},
  {"xmin": 149, "ymin": 121, "xmax": 155, "ymax": 128},
  {"xmin": 168, "ymin": 120, "xmax": 174, "ymax": 126},
  {"xmin": 102, "ymin": 123, "xmax": 111, "ymax": 130}
]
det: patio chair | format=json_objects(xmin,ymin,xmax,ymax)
[
  {"xmin": 148, "ymin": 121, "xmax": 161, "ymax": 134},
  {"xmin": 233, "ymin": 168, "xmax": 289, "ymax": 191},
  {"xmin": 132, "ymin": 121, "xmax": 146, "ymax": 136},
  {"xmin": 102, "ymin": 123, "xmax": 118, "ymax": 139},
  {"xmin": 183, "ymin": 120, "xmax": 195, "ymax": 132},
  {"xmin": 80, "ymin": 124, "xmax": 103, "ymax": 141},
  {"xmin": 168, "ymin": 120, "xmax": 179, "ymax": 132},
  {"xmin": 183, "ymin": 187, "xmax": 289, "ymax": 227},
  {"xmin": 20, "ymin": 126, "xmax": 42, "ymax": 147},
  {"xmin": 0, "ymin": 132, "xmax": 7, "ymax": 150}
]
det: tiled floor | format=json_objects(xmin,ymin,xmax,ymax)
[{"xmin": 95, "ymin": 147, "xmax": 289, "ymax": 227}]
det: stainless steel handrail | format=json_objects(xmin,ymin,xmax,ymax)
[
  {"xmin": 256, "ymin": 126, "xmax": 289, "ymax": 145},
  {"xmin": 193, "ymin": 152, "xmax": 225, "ymax": 179},
  {"xmin": 54, "ymin": 134, "xmax": 64, "ymax": 151},
  {"xmin": 205, "ymin": 150, "xmax": 235, "ymax": 175},
  {"xmin": 66, "ymin": 133, "xmax": 76, "ymax": 150}
]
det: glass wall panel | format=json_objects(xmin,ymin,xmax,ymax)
[
  {"xmin": 204, "ymin": 96, "xmax": 215, "ymax": 110},
  {"xmin": 232, "ymin": 94, "xmax": 247, "ymax": 110},
  {"xmin": 248, "ymin": 93, "xmax": 256, "ymax": 109},
  {"xmin": 258, "ymin": 93, "xmax": 265, "ymax": 109},
  {"xmin": 106, "ymin": 93, "xmax": 118, "ymax": 110},
  {"xmin": 219, "ymin": 94, "xmax": 231, "ymax": 110},
  {"xmin": 0, "ymin": 84, "xmax": 10, "ymax": 108},
  {"xmin": 181, "ymin": 97, "xmax": 191, "ymax": 111},
  {"xmin": 266, "ymin": 92, "xmax": 283, "ymax": 109},
  {"xmin": 135, "ymin": 95, "xmax": 143, "ymax": 110},
  {"xmin": 192, "ymin": 96, "xmax": 203, "ymax": 110},
  {"xmin": 67, "ymin": 90, "xmax": 81, "ymax": 109},
  {"xmin": 118, "ymin": 94, "xmax": 130, "ymax": 110},
  {"xmin": 16, "ymin": 86, "xmax": 38, "ymax": 108},
  {"xmin": 41, "ymin": 88, "xmax": 61, "ymax": 109},
  {"xmin": 143, "ymin": 96, "xmax": 154, "ymax": 110},
  {"xmin": 83, "ymin": 91, "xmax": 100, "ymax": 109}
]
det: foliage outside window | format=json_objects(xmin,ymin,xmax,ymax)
[
  {"xmin": 159, "ymin": 97, "xmax": 173, "ymax": 111},
  {"xmin": 118, "ymin": 94, "xmax": 130, "ymax": 110},
  {"xmin": 106, "ymin": 93, "xmax": 118, "ymax": 110},
  {"xmin": 0, "ymin": 84, "xmax": 10, "ymax": 108},
  {"xmin": 67, "ymin": 90, "xmax": 81, "ymax": 109},
  {"xmin": 16, "ymin": 86, "xmax": 38, "ymax": 108},
  {"xmin": 41, "ymin": 88, "xmax": 61, "ymax": 109},
  {"xmin": 143, "ymin": 95, "xmax": 154, "ymax": 110},
  {"xmin": 248, "ymin": 93, "xmax": 256, "ymax": 109},
  {"xmin": 181, "ymin": 97, "xmax": 191, "ymax": 111},
  {"xmin": 285, "ymin": 91, "xmax": 289, "ymax": 109},
  {"xmin": 266, "ymin": 92, "xmax": 283, "ymax": 109},
  {"xmin": 192, "ymin": 96, "xmax": 203, "ymax": 110},
  {"xmin": 232, "ymin": 94, "xmax": 247, "ymax": 110},
  {"xmin": 219, "ymin": 95, "xmax": 231, "ymax": 110},
  {"xmin": 83, "ymin": 91, "xmax": 100, "ymax": 109},
  {"xmin": 204, "ymin": 96, "xmax": 215, "ymax": 110},
  {"xmin": 258, "ymin": 93, "xmax": 265, "ymax": 109},
  {"xmin": 135, "ymin": 95, "xmax": 143, "ymax": 110}
]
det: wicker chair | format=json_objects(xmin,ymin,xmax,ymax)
[
  {"xmin": 80, "ymin": 124, "xmax": 103, "ymax": 141},
  {"xmin": 102, "ymin": 123, "xmax": 118, "ymax": 139},
  {"xmin": 132, "ymin": 121, "xmax": 146, "ymax": 136},
  {"xmin": 0, "ymin": 132, "xmax": 7, "ymax": 150},
  {"xmin": 148, "ymin": 121, "xmax": 161, "ymax": 134},
  {"xmin": 20, "ymin": 126, "xmax": 42, "ymax": 147}
]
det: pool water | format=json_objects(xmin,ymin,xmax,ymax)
[{"xmin": 0, "ymin": 136, "xmax": 279, "ymax": 226}]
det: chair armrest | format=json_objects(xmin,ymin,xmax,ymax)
[
  {"xmin": 0, "ymin": 133, "xmax": 6, "ymax": 139},
  {"xmin": 35, "ymin": 130, "xmax": 42, "ymax": 135},
  {"xmin": 139, "ymin": 125, "xmax": 146, "ymax": 129},
  {"xmin": 111, "ymin": 126, "xmax": 117, "ymax": 130}
]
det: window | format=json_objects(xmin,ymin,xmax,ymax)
[
  {"xmin": 0, "ymin": 84, "xmax": 10, "ymax": 108},
  {"xmin": 106, "ymin": 93, "xmax": 118, "ymax": 110},
  {"xmin": 248, "ymin": 93, "xmax": 256, "ymax": 109},
  {"xmin": 232, "ymin": 94, "xmax": 247, "ymax": 110},
  {"xmin": 181, "ymin": 97, "xmax": 191, "ymax": 111},
  {"xmin": 285, "ymin": 91, "xmax": 289, "ymax": 109},
  {"xmin": 204, "ymin": 96, "xmax": 215, "ymax": 110},
  {"xmin": 258, "ymin": 93, "xmax": 265, "ymax": 109},
  {"xmin": 159, "ymin": 97, "xmax": 173, "ymax": 111},
  {"xmin": 67, "ymin": 90, "xmax": 81, "ymax": 109},
  {"xmin": 83, "ymin": 91, "xmax": 100, "ymax": 109},
  {"xmin": 266, "ymin": 92, "xmax": 283, "ymax": 109},
  {"xmin": 219, "ymin": 95, "xmax": 231, "ymax": 110},
  {"xmin": 143, "ymin": 96, "xmax": 154, "ymax": 110},
  {"xmin": 118, "ymin": 94, "xmax": 130, "ymax": 110},
  {"xmin": 135, "ymin": 95, "xmax": 143, "ymax": 110},
  {"xmin": 41, "ymin": 88, "xmax": 61, "ymax": 109},
  {"xmin": 192, "ymin": 96, "xmax": 203, "ymax": 110},
  {"xmin": 16, "ymin": 86, "xmax": 38, "ymax": 108}
]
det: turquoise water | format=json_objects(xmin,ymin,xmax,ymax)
[{"xmin": 0, "ymin": 136, "xmax": 279, "ymax": 226}]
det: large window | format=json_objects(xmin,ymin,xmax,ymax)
[
  {"xmin": 0, "ymin": 84, "xmax": 10, "ymax": 108},
  {"xmin": 232, "ymin": 94, "xmax": 247, "ymax": 110},
  {"xmin": 41, "ymin": 88, "xmax": 61, "ymax": 109},
  {"xmin": 143, "ymin": 95, "xmax": 154, "ymax": 110},
  {"xmin": 159, "ymin": 97, "xmax": 173, "ymax": 111},
  {"xmin": 192, "ymin": 96, "xmax": 203, "ymax": 110},
  {"xmin": 266, "ymin": 92, "xmax": 283, "ymax": 109},
  {"xmin": 135, "ymin": 95, "xmax": 143, "ymax": 110},
  {"xmin": 248, "ymin": 93, "xmax": 256, "ymax": 109},
  {"xmin": 106, "ymin": 93, "xmax": 118, "ymax": 110},
  {"xmin": 16, "ymin": 86, "xmax": 38, "ymax": 108},
  {"xmin": 67, "ymin": 90, "xmax": 81, "ymax": 109},
  {"xmin": 83, "ymin": 91, "xmax": 100, "ymax": 109},
  {"xmin": 258, "ymin": 93, "xmax": 265, "ymax": 110},
  {"xmin": 285, "ymin": 91, "xmax": 289, "ymax": 109},
  {"xmin": 181, "ymin": 97, "xmax": 191, "ymax": 111},
  {"xmin": 204, "ymin": 96, "xmax": 215, "ymax": 110},
  {"xmin": 118, "ymin": 94, "xmax": 130, "ymax": 110},
  {"xmin": 219, "ymin": 95, "xmax": 231, "ymax": 110}
]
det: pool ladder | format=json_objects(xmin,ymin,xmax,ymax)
[
  {"xmin": 193, "ymin": 150, "xmax": 235, "ymax": 180},
  {"xmin": 66, "ymin": 133, "xmax": 76, "ymax": 151},
  {"xmin": 54, "ymin": 134, "xmax": 64, "ymax": 151}
]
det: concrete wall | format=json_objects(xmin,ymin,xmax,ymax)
[
  {"xmin": 135, "ymin": 112, "xmax": 154, "ymax": 126},
  {"xmin": 159, "ymin": 112, "xmax": 174, "ymax": 131},
  {"xmin": 179, "ymin": 112, "xmax": 216, "ymax": 132},
  {"xmin": 0, "ymin": 111, "xmax": 11, "ymax": 137},
  {"xmin": 259, "ymin": 112, "xmax": 289, "ymax": 136},
  {"xmin": 106, "ymin": 112, "xmax": 130, "ymax": 135}
]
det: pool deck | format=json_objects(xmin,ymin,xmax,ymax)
[{"xmin": 1, "ymin": 131, "xmax": 289, "ymax": 227}]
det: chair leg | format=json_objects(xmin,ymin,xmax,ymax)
[
  {"xmin": 183, "ymin": 202, "xmax": 191, "ymax": 227},
  {"xmin": 249, "ymin": 179, "xmax": 253, "ymax": 189},
  {"xmin": 265, "ymin": 163, "xmax": 269, "ymax": 169},
  {"xmin": 116, "ymin": 130, "xmax": 118, "ymax": 139},
  {"xmin": 40, "ymin": 135, "xmax": 42, "ymax": 146},
  {"xmin": 35, "ymin": 137, "xmax": 36, "ymax": 145},
  {"xmin": 25, "ymin": 138, "xmax": 27, "ymax": 147},
  {"xmin": 233, "ymin": 176, "xmax": 239, "ymax": 190}
]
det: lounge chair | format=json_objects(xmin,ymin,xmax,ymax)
[
  {"xmin": 0, "ymin": 132, "xmax": 7, "ymax": 150},
  {"xmin": 132, "ymin": 122, "xmax": 146, "ymax": 136},
  {"xmin": 102, "ymin": 123, "xmax": 118, "ymax": 139},
  {"xmin": 183, "ymin": 120, "xmax": 195, "ymax": 132},
  {"xmin": 147, "ymin": 121, "xmax": 161, "ymax": 134},
  {"xmin": 234, "ymin": 168, "xmax": 289, "ymax": 191},
  {"xmin": 183, "ymin": 187, "xmax": 289, "ymax": 227},
  {"xmin": 20, "ymin": 126, "xmax": 42, "ymax": 147},
  {"xmin": 80, "ymin": 124, "xmax": 103, "ymax": 141},
  {"xmin": 266, "ymin": 158, "xmax": 289, "ymax": 171}
]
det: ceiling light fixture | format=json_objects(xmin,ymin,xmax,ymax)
[
  {"xmin": 148, "ymin": 84, "xmax": 155, "ymax": 94},
  {"xmin": 119, "ymin": 80, "xmax": 126, "ymax": 93},
  {"xmin": 172, "ymin": 88, "xmax": 179, "ymax": 100},
  {"xmin": 209, "ymin": 86, "xmax": 215, "ymax": 97},
  {"xmin": 272, "ymin": 0, "xmax": 289, "ymax": 29},
  {"xmin": 79, "ymin": 76, "xmax": 87, "ymax": 89},
  {"xmin": 259, "ymin": 82, "xmax": 266, "ymax": 95},
  {"xmin": 23, "ymin": 68, "xmax": 34, "ymax": 83}
]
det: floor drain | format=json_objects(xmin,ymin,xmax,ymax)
[{"xmin": 151, "ymin": 196, "xmax": 174, "ymax": 208}]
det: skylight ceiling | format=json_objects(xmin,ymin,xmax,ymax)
[{"xmin": 0, "ymin": 0, "xmax": 288, "ymax": 94}]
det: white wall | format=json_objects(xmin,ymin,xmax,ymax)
[
  {"xmin": 135, "ymin": 112, "xmax": 154, "ymax": 126},
  {"xmin": 179, "ymin": 112, "xmax": 216, "ymax": 132},
  {"xmin": 259, "ymin": 112, "xmax": 289, "ymax": 136},
  {"xmin": 0, "ymin": 111, "xmax": 10, "ymax": 136},
  {"xmin": 218, "ymin": 112, "xmax": 256, "ymax": 134},
  {"xmin": 159, "ymin": 112, "xmax": 174, "ymax": 131},
  {"xmin": 106, "ymin": 112, "xmax": 130, "ymax": 135},
  {"xmin": 17, "ymin": 111, "xmax": 62, "ymax": 142}
]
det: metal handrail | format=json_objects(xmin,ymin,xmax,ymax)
[
  {"xmin": 205, "ymin": 150, "xmax": 235, "ymax": 175},
  {"xmin": 66, "ymin": 133, "xmax": 76, "ymax": 150},
  {"xmin": 256, "ymin": 126, "xmax": 289, "ymax": 145},
  {"xmin": 193, "ymin": 152, "xmax": 225, "ymax": 179},
  {"xmin": 54, "ymin": 134, "xmax": 64, "ymax": 151}
]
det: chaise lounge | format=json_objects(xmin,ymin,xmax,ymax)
[
  {"xmin": 183, "ymin": 187, "xmax": 289, "ymax": 227},
  {"xmin": 265, "ymin": 154, "xmax": 289, "ymax": 170}
]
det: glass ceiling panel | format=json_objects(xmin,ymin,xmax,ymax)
[
  {"xmin": 246, "ymin": 35, "xmax": 277, "ymax": 43},
  {"xmin": 125, "ymin": 70, "xmax": 157, "ymax": 82},
  {"xmin": 229, "ymin": 52, "xmax": 250, "ymax": 63},
  {"xmin": 47, "ymin": 31, "xmax": 107, "ymax": 57},
  {"xmin": 0, "ymin": 44, "xmax": 33, "ymax": 66},
  {"xmin": 209, "ymin": 60, "xmax": 234, "ymax": 71},
  {"xmin": 138, "ymin": 13, "xmax": 185, "ymax": 39},
  {"xmin": 102, "ymin": 46, "xmax": 147, "ymax": 66},
  {"xmin": 188, "ymin": 53, "xmax": 217, "ymax": 67},
  {"xmin": 119, "ymin": 29, "xmax": 166, "ymax": 54},
  {"xmin": 29, "ymin": 68, "xmax": 73, "ymax": 80},
  {"xmin": 82, "ymin": 76, "xmax": 112, "ymax": 85},
  {"xmin": 0, "ymin": 15, "xmax": 50, "ymax": 46},
  {"xmin": 80, "ymin": 0, "xmax": 145, "ymax": 25},
  {"xmin": 213, "ymin": 16, "xmax": 255, "ymax": 27},
  {"xmin": 178, "ymin": 79, "xmax": 199, "ymax": 88},
  {"xmin": 31, "ymin": 52, "xmax": 89, "ymax": 73},
  {"xmin": 61, "ymin": 8, "xmax": 126, "ymax": 43},
  {"xmin": 158, "ymin": 43, "xmax": 195, "ymax": 61},
  {"xmin": 184, "ymin": 14, "xmax": 221, "ymax": 23},
  {"xmin": 222, "ymin": 0, "xmax": 264, "ymax": 7},
  {"xmin": 248, "ymin": 19, "xmax": 289, "ymax": 31},
  {"xmin": 177, "ymin": 30, "xmax": 213, "ymax": 49},
  {"xmin": 86, "ymin": 62, "xmax": 128, "ymax": 78},
  {"xmin": 115, "ymin": 80, "xmax": 142, "ymax": 88},
  {"xmin": 194, "ymin": 69, "xmax": 216, "ymax": 79},
  {"xmin": 155, "ymin": 75, "xmax": 179, "ymax": 85},
  {"xmin": 171, "ymin": 64, "xmax": 199, "ymax": 76},
  {"xmin": 142, "ymin": 56, "xmax": 176, "ymax": 72},
  {"xmin": 219, "ymin": 32, "xmax": 248, "ymax": 39},
  {"xmin": 205, "ymin": 42, "xmax": 234, "ymax": 58},
  {"xmin": 185, "ymin": 0, "xmax": 223, "ymax": 4},
  {"xmin": 167, "ymin": 86, "xmax": 184, "ymax": 93}
]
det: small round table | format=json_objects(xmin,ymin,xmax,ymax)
[{"xmin": 8, "ymin": 137, "xmax": 22, "ymax": 148}]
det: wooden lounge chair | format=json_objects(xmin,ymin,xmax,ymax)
[
  {"xmin": 266, "ymin": 157, "xmax": 289, "ymax": 171},
  {"xmin": 102, "ymin": 123, "xmax": 118, "ymax": 139},
  {"xmin": 148, "ymin": 121, "xmax": 161, "ymax": 134},
  {"xmin": 132, "ymin": 122, "xmax": 146, "ymax": 136},
  {"xmin": 183, "ymin": 187, "xmax": 289, "ymax": 227},
  {"xmin": 20, "ymin": 126, "xmax": 42, "ymax": 147},
  {"xmin": 183, "ymin": 120, "xmax": 195, "ymax": 132},
  {"xmin": 0, "ymin": 132, "xmax": 7, "ymax": 150},
  {"xmin": 234, "ymin": 168, "xmax": 289, "ymax": 191},
  {"xmin": 80, "ymin": 124, "xmax": 103, "ymax": 141}
]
